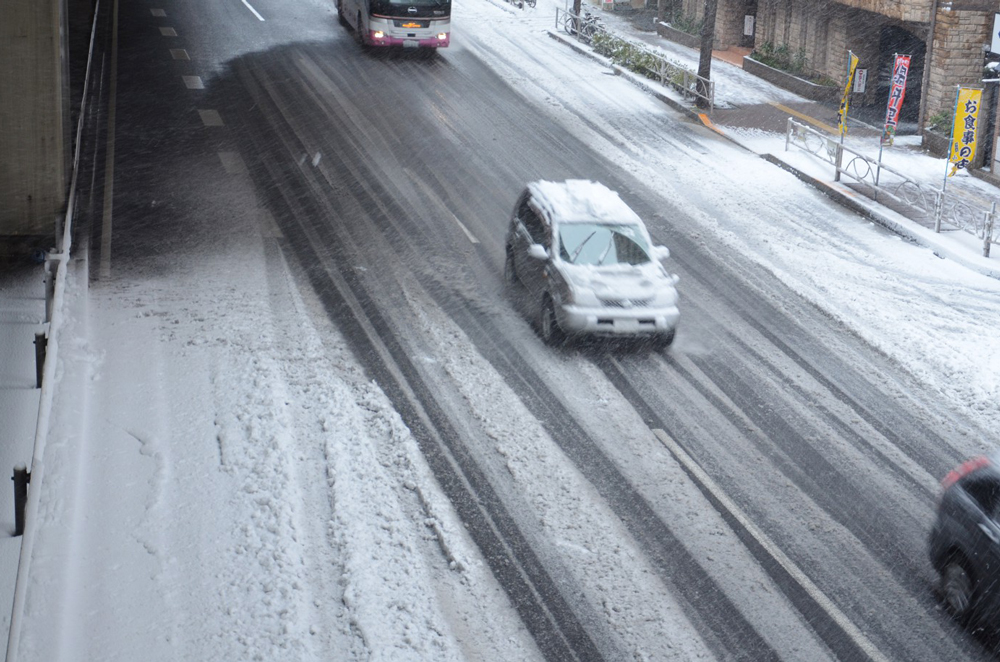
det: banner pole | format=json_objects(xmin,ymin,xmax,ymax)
[{"xmin": 943, "ymin": 84, "xmax": 960, "ymax": 196}]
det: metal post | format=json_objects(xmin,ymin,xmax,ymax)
[
  {"xmin": 785, "ymin": 117, "xmax": 792, "ymax": 151},
  {"xmin": 34, "ymin": 333, "xmax": 47, "ymax": 389},
  {"xmin": 12, "ymin": 465, "xmax": 30, "ymax": 537},
  {"xmin": 834, "ymin": 141, "xmax": 843, "ymax": 182},
  {"xmin": 934, "ymin": 190, "xmax": 943, "ymax": 233},
  {"xmin": 985, "ymin": 202, "xmax": 996, "ymax": 258},
  {"xmin": 44, "ymin": 256, "xmax": 55, "ymax": 324}
]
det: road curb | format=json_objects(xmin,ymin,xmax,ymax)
[{"xmin": 546, "ymin": 28, "xmax": 1000, "ymax": 280}]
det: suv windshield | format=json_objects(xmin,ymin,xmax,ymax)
[{"xmin": 558, "ymin": 223, "xmax": 650, "ymax": 266}]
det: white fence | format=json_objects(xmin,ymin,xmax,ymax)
[{"xmin": 785, "ymin": 118, "xmax": 997, "ymax": 257}]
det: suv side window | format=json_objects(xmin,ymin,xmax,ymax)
[
  {"xmin": 519, "ymin": 199, "xmax": 547, "ymax": 245},
  {"xmin": 962, "ymin": 475, "xmax": 1000, "ymax": 514}
]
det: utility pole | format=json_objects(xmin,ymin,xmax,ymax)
[{"xmin": 696, "ymin": 0, "xmax": 718, "ymax": 109}]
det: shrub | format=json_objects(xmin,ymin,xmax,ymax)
[
  {"xmin": 928, "ymin": 109, "xmax": 951, "ymax": 133},
  {"xmin": 752, "ymin": 41, "xmax": 808, "ymax": 76},
  {"xmin": 670, "ymin": 14, "xmax": 702, "ymax": 36}
]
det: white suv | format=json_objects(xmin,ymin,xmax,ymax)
[{"xmin": 504, "ymin": 180, "xmax": 680, "ymax": 348}]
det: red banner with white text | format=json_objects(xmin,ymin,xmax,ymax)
[{"xmin": 881, "ymin": 55, "xmax": 911, "ymax": 146}]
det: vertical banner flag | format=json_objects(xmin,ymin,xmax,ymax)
[
  {"xmin": 881, "ymin": 54, "xmax": 911, "ymax": 146},
  {"xmin": 949, "ymin": 87, "xmax": 983, "ymax": 176},
  {"xmin": 837, "ymin": 52, "xmax": 860, "ymax": 137}
]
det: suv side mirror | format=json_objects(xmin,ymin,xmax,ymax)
[
  {"xmin": 528, "ymin": 244, "xmax": 549, "ymax": 260},
  {"xmin": 652, "ymin": 245, "xmax": 670, "ymax": 260}
]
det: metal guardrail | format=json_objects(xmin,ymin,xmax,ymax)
[
  {"xmin": 5, "ymin": 0, "xmax": 101, "ymax": 659},
  {"xmin": 786, "ymin": 118, "xmax": 997, "ymax": 257},
  {"xmin": 555, "ymin": 8, "xmax": 713, "ymax": 112}
]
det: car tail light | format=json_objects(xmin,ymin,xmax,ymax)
[{"xmin": 941, "ymin": 456, "xmax": 991, "ymax": 490}]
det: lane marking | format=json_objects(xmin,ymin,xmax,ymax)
[
  {"xmin": 651, "ymin": 428, "xmax": 890, "ymax": 662},
  {"xmin": 259, "ymin": 208, "xmax": 284, "ymax": 239},
  {"xmin": 448, "ymin": 212, "xmax": 479, "ymax": 244},
  {"xmin": 182, "ymin": 75, "xmax": 205, "ymax": 89},
  {"xmin": 150, "ymin": 8, "xmax": 166, "ymax": 16},
  {"xmin": 769, "ymin": 102, "xmax": 839, "ymax": 135},
  {"xmin": 170, "ymin": 48, "xmax": 189, "ymax": 60},
  {"xmin": 404, "ymin": 169, "xmax": 480, "ymax": 244},
  {"xmin": 100, "ymin": 0, "xmax": 122, "ymax": 279},
  {"xmin": 218, "ymin": 151, "xmax": 247, "ymax": 174},
  {"xmin": 198, "ymin": 109, "xmax": 224, "ymax": 126},
  {"xmin": 159, "ymin": 26, "xmax": 177, "ymax": 36},
  {"xmin": 241, "ymin": 0, "xmax": 265, "ymax": 21}
]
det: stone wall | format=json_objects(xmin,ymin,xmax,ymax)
[
  {"xmin": 925, "ymin": 9, "xmax": 992, "ymax": 122},
  {"xmin": 828, "ymin": 0, "xmax": 932, "ymax": 23},
  {"xmin": 678, "ymin": 0, "xmax": 991, "ymax": 132}
]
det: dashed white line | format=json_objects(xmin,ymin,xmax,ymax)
[
  {"xmin": 150, "ymin": 8, "xmax": 166, "ymax": 16},
  {"xmin": 182, "ymin": 75, "xmax": 204, "ymax": 89},
  {"xmin": 198, "ymin": 109, "xmax": 224, "ymax": 126},
  {"xmin": 447, "ymin": 212, "xmax": 480, "ymax": 244},
  {"xmin": 218, "ymin": 151, "xmax": 247, "ymax": 174},
  {"xmin": 404, "ymin": 168, "xmax": 480, "ymax": 244},
  {"xmin": 159, "ymin": 26, "xmax": 177, "ymax": 36},
  {"xmin": 241, "ymin": 0, "xmax": 265, "ymax": 21},
  {"xmin": 169, "ymin": 48, "xmax": 189, "ymax": 60}
]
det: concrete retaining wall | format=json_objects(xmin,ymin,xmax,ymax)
[{"xmin": 742, "ymin": 56, "xmax": 839, "ymax": 103}]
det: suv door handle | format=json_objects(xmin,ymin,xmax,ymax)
[{"xmin": 980, "ymin": 522, "xmax": 999, "ymax": 543}]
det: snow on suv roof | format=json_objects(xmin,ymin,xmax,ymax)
[{"xmin": 527, "ymin": 180, "xmax": 643, "ymax": 226}]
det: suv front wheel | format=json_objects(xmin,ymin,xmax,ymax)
[
  {"xmin": 539, "ymin": 295, "xmax": 565, "ymax": 346},
  {"xmin": 504, "ymin": 248, "xmax": 518, "ymax": 287}
]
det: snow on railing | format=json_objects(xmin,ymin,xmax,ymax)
[
  {"xmin": 785, "ymin": 117, "xmax": 998, "ymax": 257},
  {"xmin": 554, "ymin": 8, "xmax": 713, "ymax": 112},
  {"xmin": 5, "ymin": 1, "xmax": 102, "ymax": 660}
]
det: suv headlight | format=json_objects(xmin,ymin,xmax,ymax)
[
  {"xmin": 566, "ymin": 280, "xmax": 600, "ymax": 307},
  {"xmin": 652, "ymin": 285, "xmax": 678, "ymax": 307}
]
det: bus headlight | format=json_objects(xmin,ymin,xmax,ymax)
[
  {"xmin": 373, "ymin": 30, "xmax": 385, "ymax": 39},
  {"xmin": 437, "ymin": 33, "xmax": 448, "ymax": 40}
]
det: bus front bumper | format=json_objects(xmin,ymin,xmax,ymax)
[{"xmin": 367, "ymin": 30, "xmax": 450, "ymax": 47}]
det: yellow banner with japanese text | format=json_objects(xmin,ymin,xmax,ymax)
[
  {"xmin": 837, "ymin": 52, "xmax": 860, "ymax": 137},
  {"xmin": 949, "ymin": 87, "xmax": 983, "ymax": 176}
]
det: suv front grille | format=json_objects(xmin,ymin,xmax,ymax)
[{"xmin": 599, "ymin": 298, "xmax": 651, "ymax": 308}]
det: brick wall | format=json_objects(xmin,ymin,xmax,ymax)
[{"xmin": 925, "ymin": 9, "xmax": 991, "ymax": 123}]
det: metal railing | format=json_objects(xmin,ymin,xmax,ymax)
[
  {"xmin": 555, "ymin": 8, "xmax": 713, "ymax": 112},
  {"xmin": 786, "ymin": 118, "xmax": 997, "ymax": 257},
  {"xmin": 5, "ymin": 0, "xmax": 101, "ymax": 658}
]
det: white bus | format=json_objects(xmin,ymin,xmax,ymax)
[{"xmin": 338, "ymin": 0, "xmax": 450, "ymax": 49}]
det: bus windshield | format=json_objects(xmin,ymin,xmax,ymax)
[{"xmin": 373, "ymin": 0, "xmax": 449, "ymax": 9}]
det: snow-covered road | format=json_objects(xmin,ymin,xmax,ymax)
[{"xmin": 9, "ymin": 0, "xmax": 1000, "ymax": 659}]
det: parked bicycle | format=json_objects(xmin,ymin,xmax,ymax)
[{"xmin": 560, "ymin": 8, "xmax": 602, "ymax": 43}]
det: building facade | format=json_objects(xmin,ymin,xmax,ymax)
[{"xmin": 673, "ymin": 0, "xmax": 996, "ymax": 133}]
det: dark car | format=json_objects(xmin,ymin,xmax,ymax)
[{"xmin": 929, "ymin": 453, "xmax": 1000, "ymax": 625}]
